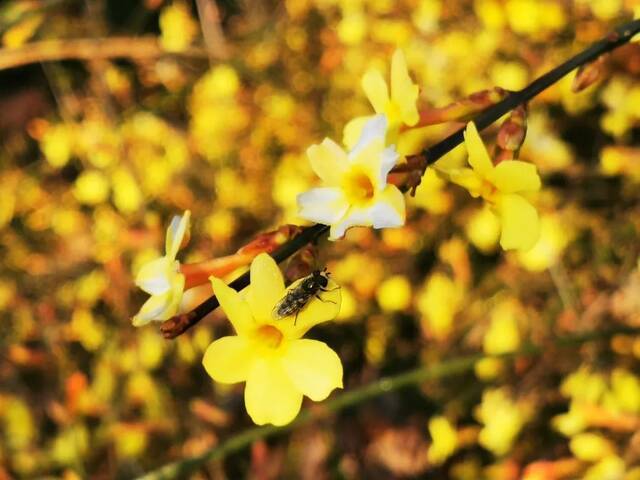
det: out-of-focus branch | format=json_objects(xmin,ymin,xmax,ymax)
[
  {"xmin": 136, "ymin": 324, "xmax": 640, "ymax": 480},
  {"xmin": 195, "ymin": 0, "xmax": 230, "ymax": 61},
  {"xmin": 0, "ymin": 36, "xmax": 208, "ymax": 70},
  {"xmin": 160, "ymin": 18, "xmax": 640, "ymax": 338}
]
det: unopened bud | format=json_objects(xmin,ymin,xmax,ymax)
[
  {"xmin": 572, "ymin": 54, "xmax": 608, "ymax": 93},
  {"xmin": 497, "ymin": 104, "xmax": 528, "ymax": 155}
]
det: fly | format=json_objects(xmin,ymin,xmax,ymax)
[{"xmin": 272, "ymin": 269, "xmax": 338, "ymax": 324}]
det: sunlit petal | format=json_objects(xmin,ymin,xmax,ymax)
[
  {"xmin": 297, "ymin": 187, "xmax": 349, "ymax": 224},
  {"xmin": 307, "ymin": 139, "xmax": 348, "ymax": 186},
  {"xmin": 245, "ymin": 358, "xmax": 303, "ymax": 426},
  {"xmin": 282, "ymin": 339, "xmax": 343, "ymax": 401},
  {"xmin": 135, "ymin": 256, "xmax": 175, "ymax": 295},
  {"xmin": 390, "ymin": 49, "xmax": 419, "ymax": 126},
  {"xmin": 203, "ymin": 336, "xmax": 255, "ymax": 384},
  {"xmin": 350, "ymin": 114, "xmax": 388, "ymax": 158},
  {"xmin": 490, "ymin": 160, "xmax": 541, "ymax": 193},
  {"xmin": 343, "ymin": 115, "xmax": 374, "ymax": 151},
  {"xmin": 165, "ymin": 210, "xmax": 191, "ymax": 259},
  {"xmin": 246, "ymin": 253, "xmax": 286, "ymax": 322},
  {"xmin": 329, "ymin": 205, "xmax": 374, "ymax": 240},
  {"xmin": 210, "ymin": 276, "xmax": 254, "ymax": 334},
  {"xmin": 464, "ymin": 122, "xmax": 493, "ymax": 177},
  {"xmin": 497, "ymin": 193, "xmax": 541, "ymax": 251},
  {"xmin": 132, "ymin": 274, "xmax": 184, "ymax": 326},
  {"xmin": 361, "ymin": 69, "xmax": 389, "ymax": 113},
  {"xmin": 372, "ymin": 185, "xmax": 405, "ymax": 228}
]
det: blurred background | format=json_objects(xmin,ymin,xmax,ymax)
[{"xmin": 1, "ymin": 0, "xmax": 640, "ymax": 478}]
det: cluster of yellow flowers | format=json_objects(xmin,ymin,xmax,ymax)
[{"xmin": 133, "ymin": 48, "xmax": 545, "ymax": 425}]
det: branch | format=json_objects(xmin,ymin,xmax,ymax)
[
  {"xmin": 0, "ymin": 36, "xmax": 209, "ymax": 70},
  {"xmin": 159, "ymin": 18, "xmax": 640, "ymax": 338},
  {"xmin": 137, "ymin": 325, "xmax": 640, "ymax": 480}
]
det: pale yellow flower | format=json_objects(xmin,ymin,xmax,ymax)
[
  {"xmin": 298, "ymin": 114, "xmax": 405, "ymax": 240},
  {"xmin": 203, "ymin": 253, "xmax": 342, "ymax": 426},
  {"xmin": 132, "ymin": 211, "xmax": 190, "ymax": 326},
  {"xmin": 343, "ymin": 49, "xmax": 420, "ymax": 149},
  {"xmin": 442, "ymin": 122, "xmax": 541, "ymax": 251}
]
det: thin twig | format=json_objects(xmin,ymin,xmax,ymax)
[
  {"xmin": 0, "ymin": 36, "xmax": 208, "ymax": 70},
  {"xmin": 159, "ymin": 18, "xmax": 640, "ymax": 338},
  {"xmin": 136, "ymin": 324, "xmax": 640, "ymax": 480}
]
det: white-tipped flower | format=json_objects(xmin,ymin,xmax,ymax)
[
  {"xmin": 132, "ymin": 211, "xmax": 191, "ymax": 326},
  {"xmin": 297, "ymin": 115, "xmax": 405, "ymax": 240}
]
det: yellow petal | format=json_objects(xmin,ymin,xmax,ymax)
[
  {"xmin": 390, "ymin": 49, "xmax": 419, "ymax": 126},
  {"xmin": 244, "ymin": 358, "xmax": 303, "ymax": 426},
  {"xmin": 297, "ymin": 187, "xmax": 350, "ymax": 225},
  {"xmin": 371, "ymin": 185, "xmax": 405, "ymax": 228},
  {"xmin": 281, "ymin": 339, "xmax": 343, "ymax": 401},
  {"xmin": 132, "ymin": 275, "xmax": 185, "ymax": 326},
  {"xmin": 135, "ymin": 257, "xmax": 176, "ymax": 295},
  {"xmin": 446, "ymin": 167, "xmax": 484, "ymax": 197},
  {"xmin": 210, "ymin": 276, "xmax": 254, "ymax": 334},
  {"xmin": 246, "ymin": 253, "xmax": 286, "ymax": 322},
  {"xmin": 285, "ymin": 278, "xmax": 342, "ymax": 338},
  {"xmin": 464, "ymin": 122, "xmax": 493, "ymax": 177},
  {"xmin": 343, "ymin": 115, "xmax": 374, "ymax": 151},
  {"xmin": 202, "ymin": 336, "xmax": 255, "ymax": 384},
  {"xmin": 361, "ymin": 68, "xmax": 389, "ymax": 113},
  {"xmin": 165, "ymin": 210, "xmax": 191, "ymax": 259},
  {"xmin": 307, "ymin": 139, "xmax": 348, "ymax": 186},
  {"xmin": 490, "ymin": 160, "xmax": 541, "ymax": 193},
  {"xmin": 497, "ymin": 193, "xmax": 540, "ymax": 251}
]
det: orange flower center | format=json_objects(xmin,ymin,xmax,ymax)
[
  {"xmin": 255, "ymin": 324, "xmax": 284, "ymax": 349},
  {"xmin": 343, "ymin": 167, "xmax": 375, "ymax": 205}
]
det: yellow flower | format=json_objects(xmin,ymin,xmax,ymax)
[
  {"xmin": 428, "ymin": 416, "xmax": 459, "ymax": 464},
  {"xmin": 343, "ymin": 49, "xmax": 420, "ymax": 149},
  {"xmin": 476, "ymin": 388, "xmax": 527, "ymax": 456},
  {"xmin": 298, "ymin": 115, "xmax": 406, "ymax": 240},
  {"xmin": 132, "ymin": 211, "xmax": 190, "ymax": 326},
  {"xmin": 203, "ymin": 253, "xmax": 343, "ymax": 426},
  {"xmin": 444, "ymin": 122, "xmax": 541, "ymax": 251}
]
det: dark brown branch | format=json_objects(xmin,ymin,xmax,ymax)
[{"xmin": 160, "ymin": 18, "xmax": 640, "ymax": 338}]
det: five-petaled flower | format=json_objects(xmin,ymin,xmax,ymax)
[
  {"xmin": 443, "ymin": 122, "xmax": 541, "ymax": 251},
  {"xmin": 297, "ymin": 114, "xmax": 406, "ymax": 240},
  {"xmin": 132, "ymin": 210, "xmax": 190, "ymax": 326},
  {"xmin": 203, "ymin": 253, "xmax": 343, "ymax": 426},
  {"xmin": 343, "ymin": 49, "xmax": 420, "ymax": 149}
]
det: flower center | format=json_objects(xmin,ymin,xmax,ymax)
[
  {"xmin": 255, "ymin": 324, "xmax": 284, "ymax": 349},
  {"xmin": 480, "ymin": 180, "xmax": 498, "ymax": 204},
  {"xmin": 343, "ymin": 167, "xmax": 375, "ymax": 205}
]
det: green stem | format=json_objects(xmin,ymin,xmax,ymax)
[{"xmin": 137, "ymin": 325, "xmax": 640, "ymax": 480}]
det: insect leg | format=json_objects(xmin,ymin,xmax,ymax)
[{"xmin": 315, "ymin": 294, "xmax": 336, "ymax": 305}]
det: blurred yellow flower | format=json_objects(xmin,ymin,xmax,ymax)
[
  {"xmin": 516, "ymin": 213, "xmax": 572, "ymax": 272},
  {"xmin": 159, "ymin": 2, "xmax": 199, "ymax": 53},
  {"xmin": 570, "ymin": 432, "xmax": 614, "ymax": 462},
  {"xmin": 443, "ymin": 122, "xmax": 541, "ymax": 251},
  {"xmin": 476, "ymin": 388, "xmax": 527, "ymax": 456},
  {"xmin": 376, "ymin": 275, "xmax": 411, "ymax": 312},
  {"xmin": 417, "ymin": 272, "xmax": 463, "ymax": 340},
  {"xmin": 132, "ymin": 211, "xmax": 190, "ymax": 326},
  {"xmin": 428, "ymin": 416, "xmax": 459, "ymax": 464},
  {"xmin": 343, "ymin": 49, "xmax": 419, "ymax": 149},
  {"xmin": 203, "ymin": 253, "xmax": 342, "ymax": 426},
  {"xmin": 298, "ymin": 115, "xmax": 405, "ymax": 240}
]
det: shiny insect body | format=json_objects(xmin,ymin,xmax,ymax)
[{"xmin": 273, "ymin": 269, "xmax": 337, "ymax": 324}]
